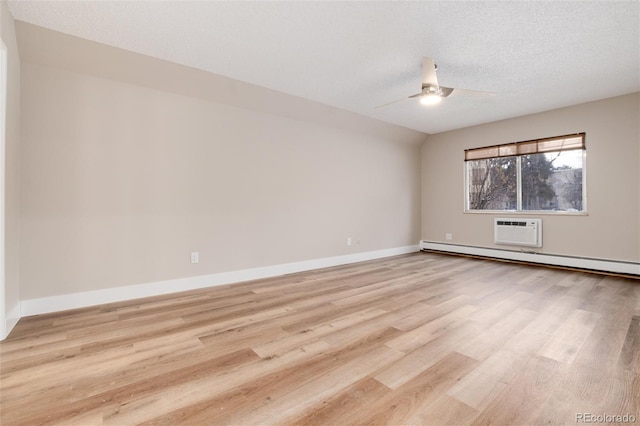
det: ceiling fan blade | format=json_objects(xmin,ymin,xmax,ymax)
[
  {"xmin": 439, "ymin": 87, "xmax": 454, "ymax": 97},
  {"xmin": 374, "ymin": 93, "xmax": 423, "ymax": 109},
  {"xmin": 421, "ymin": 57, "xmax": 439, "ymax": 87},
  {"xmin": 449, "ymin": 87, "xmax": 496, "ymax": 96}
]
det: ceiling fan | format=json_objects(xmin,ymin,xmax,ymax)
[{"xmin": 376, "ymin": 57, "xmax": 495, "ymax": 108}]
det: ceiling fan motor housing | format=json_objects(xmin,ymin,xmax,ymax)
[{"xmin": 422, "ymin": 84, "xmax": 442, "ymax": 96}]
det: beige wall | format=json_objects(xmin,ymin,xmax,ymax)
[
  {"xmin": 1, "ymin": 0, "xmax": 21, "ymax": 329},
  {"xmin": 17, "ymin": 24, "xmax": 425, "ymax": 300},
  {"xmin": 422, "ymin": 93, "xmax": 640, "ymax": 263}
]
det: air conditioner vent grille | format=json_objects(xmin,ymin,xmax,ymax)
[{"xmin": 496, "ymin": 220, "xmax": 527, "ymax": 226}]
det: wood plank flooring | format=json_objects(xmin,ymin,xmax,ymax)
[{"xmin": 1, "ymin": 252, "xmax": 639, "ymax": 425}]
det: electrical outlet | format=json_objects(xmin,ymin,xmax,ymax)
[
  {"xmin": 191, "ymin": 251, "xmax": 199, "ymax": 264},
  {"xmin": 347, "ymin": 237, "xmax": 352, "ymax": 246},
  {"xmin": 445, "ymin": 233, "xmax": 453, "ymax": 241}
]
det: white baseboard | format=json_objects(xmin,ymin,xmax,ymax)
[
  {"xmin": 2, "ymin": 303, "xmax": 21, "ymax": 340},
  {"xmin": 20, "ymin": 245, "xmax": 419, "ymax": 317},
  {"xmin": 420, "ymin": 241, "xmax": 640, "ymax": 276}
]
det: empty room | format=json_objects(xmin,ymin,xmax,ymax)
[{"xmin": 1, "ymin": 1, "xmax": 639, "ymax": 425}]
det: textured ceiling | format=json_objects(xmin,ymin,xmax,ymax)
[{"xmin": 6, "ymin": 1, "xmax": 640, "ymax": 134}]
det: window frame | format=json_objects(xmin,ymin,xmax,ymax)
[{"xmin": 463, "ymin": 133, "xmax": 587, "ymax": 215}]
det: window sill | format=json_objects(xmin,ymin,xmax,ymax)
[{"xmin": 463, "ymin": 210, "xmax": 588, "ymax": 216}]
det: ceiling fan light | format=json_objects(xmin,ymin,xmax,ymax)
[{"xmin": 420, "ymin": 93, "xmax": 442, "ymax": 105}]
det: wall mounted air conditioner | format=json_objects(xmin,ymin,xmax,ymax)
[{"xmin": 494, "ymin": 218, "xmax": 542, "ymax": 248}]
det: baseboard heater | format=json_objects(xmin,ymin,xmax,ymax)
[{"xmin": 419, "ymin": 241, "xmax": 640, "ymax": 277}]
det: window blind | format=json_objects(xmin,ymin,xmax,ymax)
[{"xmin": 464, "ymin": 133, "xmax": 585, "ymax": 161}]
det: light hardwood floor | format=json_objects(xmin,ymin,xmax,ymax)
[{"xmin": 1, "ymin": 252, "xmax": 639, "ymax": 425}]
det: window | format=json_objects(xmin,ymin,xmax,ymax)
[{"xmin": 465, "ymin": 134, "xmax": 586, "ymax": 212}]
